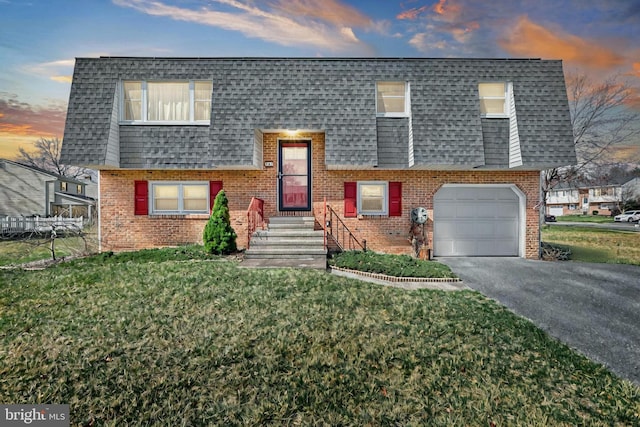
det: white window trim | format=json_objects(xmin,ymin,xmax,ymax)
[
  {"xmin": 479, "ymin": 82, "xmax": 509, "ymax": 118},
  {"xmin": 376, "ymin": 81, "xmax": 411, "ymax": 118},
  {"xmin": 357, "ymin": 181, "xmax": 389, "ymax": 216},
  {"xmin": 120, "ymin": 80, "xmax": 212, "ymax": 125},
  {"xmin": 149, "ymin": 181, "xmax": 209, "ymax": 215}
]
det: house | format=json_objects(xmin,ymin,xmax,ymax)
[
  {"xmin": 546, "ymin": 177, "xmax": 640, "ymax": 216},
  {"xmin": 0, "ymin": 158, "xmax": 96, "ymax": 219},
  {"xmin": 60, "ymin": 57, "xmax": 576, "ymax": 259},
  {"xmin": 545, "ymin": 183, "xmax": 581, "ymax": 216}
]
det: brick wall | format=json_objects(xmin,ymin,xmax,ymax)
[{"xmin": 100, "ymin": 131, "xmax": 541, "ymax": 258}]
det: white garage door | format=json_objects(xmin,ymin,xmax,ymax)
[
  {"xmin": 434, "ymin": 185, "xmax": 521, "ymax": 256},
  {"xmin": 549, "ymin": 207, "xmax": 564, "ymax": 217}
]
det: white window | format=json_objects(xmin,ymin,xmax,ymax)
[
  {"xmin": 121, "ymin": 80, "xmax": 212, "ymax": 124},
  {"xmin": 357, "ymin": 181, "xmax": 388, "ymax": 215},
  {"xmin": 150, "ymin": 182, "xmax": 209, "ymax": 214},
  {"xmin": 376, "ymin": 81, "xmax": 410, "ymax": 117},
  {"xmin": 76, "ymin": 184, "xmax": 82, "ymax": 194},
  {"xmin": 478, "ymin": 82, "xmax": 507, "ymax": 117},
  {"xmin": 569, "ymin": 204, "xmax": 577, "ymax": 210},
  {"xmin": 60, "ymin": 182, "xmax": 67, "ymax": 192}
]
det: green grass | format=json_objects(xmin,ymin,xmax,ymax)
[
  {"xmin": 329, "ymin": 250, "xmax": 457, "ymax": 278},
  {"xmin": 0, "ymin": 234, "xmax": 97, "ymax": 267},
  {"xmin": 556, "ymin": 215, "xmax": 614, "ymax": 223},
  {"xmin": 1, "ymin": 248, "xmax": 638, "ymax": 426},
  {"xmin": 542, "ymin": 226, "xmax": 640, "ymax": 265}
]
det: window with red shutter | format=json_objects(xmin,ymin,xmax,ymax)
[
  {"xmin": 389, "ymin": 181, "xmax": 402, "ymax": 216},
  {"xmin": 344, "ymin": 182, "xmax": 357, "ymax": 217},
  {"xmin": 134, "ymin": 180, "xmax": 148, "ymax": 215},
  {"xmin": 209, "ymin": 181, "xmax": 223, "ymax": 212}
]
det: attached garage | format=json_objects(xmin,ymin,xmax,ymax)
[{"xmin": 433, "ymin": 185, "xmax": 524, "ymax": 257}]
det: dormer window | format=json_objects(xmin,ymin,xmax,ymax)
[
  {"xmin": 478, "ymin": 82, "xmax": 508, "ymax": 117},
  {"xmin": 376, "ymin": 81, "xmax": 410, "ymax": 117},
  {"xmin": 121, "ymin": 80, "xmax": 212, "ymax": 124}
]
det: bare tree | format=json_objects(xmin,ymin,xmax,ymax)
[
  {"xmin": 541, "ymin": 73, "xmax": 640, "ymax": 212},
  {"xmin": 17, "ymin": 137, "xmax": 90, "ymax": 179}
]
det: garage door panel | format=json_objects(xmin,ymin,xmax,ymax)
[
  {"xmin": 434, "ymin": 186, "xmax": 520, "ymax": 257},
  {"xmin": 454, "ymin": 206, "xmax": 476, "ymax": 218},
  {"xmin": 473, "ymin": 222, "xmax": 498, "ymax": 237},
  {"xmin": 494, "ymin": 221, "xmax": 518, "ymax": 238},
  {"xmin": 496, "ymin": 203, "xmax": 519, "ymax": 218},
  {"xmin": 475, "ymin": 203, "xmax": 497, "ymax": 217},
  {"xmin": 454, "ymin": 188, "xmax": 479, "ymax": 200}
]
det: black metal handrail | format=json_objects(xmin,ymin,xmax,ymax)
[{"xmin": 324, "ymin": 203, "xmax": 366, "ymax": 252}]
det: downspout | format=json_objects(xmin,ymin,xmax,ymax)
[
  {"xmin": 97, "ymin": 171, "xmax": 102, "ymax": 252},
  {"xmin": 538, "ymin": 171, "xmax": 543, "ymax": 259}
]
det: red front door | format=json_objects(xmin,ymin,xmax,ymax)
[{"xmin": 279, "ymin": 141, "xmax": 311, "ymax": 211}]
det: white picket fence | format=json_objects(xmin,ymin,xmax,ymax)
[{"xmin": 0, "ymin": 216, "xmax": 83, "ymax": 234}]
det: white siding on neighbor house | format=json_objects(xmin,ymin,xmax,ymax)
[
  {"xmin": 588, "ymin": 187, "xmax": 621, "ymax": 203},
  {"xmin": 546, "ymin": 189, "xmax": 579, "ymax": 205},
  {"xmin": 0, "ymin": 161, "xmax": 55, "ymax": 217}
]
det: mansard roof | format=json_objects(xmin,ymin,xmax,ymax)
[{"xmin": 61, "ymin": 57, "xmax": 576, "ymax": 170}]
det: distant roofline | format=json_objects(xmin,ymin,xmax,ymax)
[{"xmin": 90, "ymin": 56, "xmax": 545, "ymax": 61}]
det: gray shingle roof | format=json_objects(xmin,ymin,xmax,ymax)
[{"xmin": 61, "ymin": 57, "xmax": 576, "ymax": 170}]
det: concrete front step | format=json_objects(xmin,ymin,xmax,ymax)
[
  {"xmin": 249, "ymin": 239, "xmax": 325, "ymax": 247},
  {"xmin": 253, "ymin": 229, "xmax": 324, "ymax": 238},
  {"xmin": 245, "ymin": 248, "xmax": 327, "ymax": 257},
  {"xmin": 244, "ymin": 216, "xmax": 326, "ymax": 268},
  {"xmin": 267, "ymin": 216, "xmax": 317, "ymax": 229}
]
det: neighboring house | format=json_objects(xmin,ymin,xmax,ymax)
[
  {"xmin": 546, "ymin": 184, "xmax": 581, "ymax": 216},
  {"xmin": 60, "ymin": 57, "xmax": 576, "ymax": 259},
  {"xmin": 0, "ymin": 159, "xmax": 96, "ymax": 219},
  {"xmin": 547, "ymin": 177, "xmax": 640, "ymax": 216},
  {"xmin": 580, "ymin": 184, "xmax": 622, "ymax": 215}
]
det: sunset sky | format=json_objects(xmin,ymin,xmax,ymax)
[{"xmin": 1, "ymin": 0, "xmax": 639, "ymax": 160}]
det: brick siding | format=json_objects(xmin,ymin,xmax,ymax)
[{"xmin": 100, "ymin": 132, "xmax": 541, "ymax": 258}]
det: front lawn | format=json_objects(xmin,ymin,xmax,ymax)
[
  {"xmin": 542, "ymin": 226, "xmax": 640, "ymax": 265},
  {"xmin": 556, "ymin": 215, "xmax": 614, "ymax": 223},
  {"xmin": 0, "ymin": 232, "xmax": 98, "ymax": 267},
  {"xmin": 1, "ymin": 249, "xmax": 638, "ymax": 425}
]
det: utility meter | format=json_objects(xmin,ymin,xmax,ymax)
[{"xmin": 411, "ymin": 207, "xmax": 428, "ymax": 224}]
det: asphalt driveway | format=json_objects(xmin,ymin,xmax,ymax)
[{"xmin": 439, "ymin": 257, "xmax": 640, "ymax": 386}]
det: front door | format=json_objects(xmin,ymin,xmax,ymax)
[{"xmin": 279, "ymin": 141, "xmax": 311, "ymax": 211}]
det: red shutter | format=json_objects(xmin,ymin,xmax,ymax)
[
  {"xmin": 209, "ymin": 181, "xmax": 223, "ymax": 212},
  {"xmin": 134, "ymin": 180, "xmax": 148, "ymax": 215},
  {"xmin": 389, "ymin": 181, "xmax": 402, "ymax": 217},
  {"xmin": 344, "ymin": 182, "xmax": 357, "ymax": 218}
]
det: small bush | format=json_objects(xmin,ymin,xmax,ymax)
[
  {"xmin": 592, "ymin": 210, "xmax": 599, "ymax": 216},
  {"xmin": 329, "ymin": 250, "xmax": 457, "ymax": 278},
  {"xmin": 203, "ymin": 190, "xmax": 237, "ymax": 254},
  {"xmin": 541, "ymin": 242, "xmax": 572, "ymax": 261}
]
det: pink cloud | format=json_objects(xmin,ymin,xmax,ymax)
[
  {"xmin": 0, "ymin": 93, "xmax": 66, "ymax": 138},
  {"xmin": 397, "ymin": 5, "xmax": 428, "ymax": 20},
  {"xmin": 499, "ymin": 16, "xmax": 626, "ymax": 69}
]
